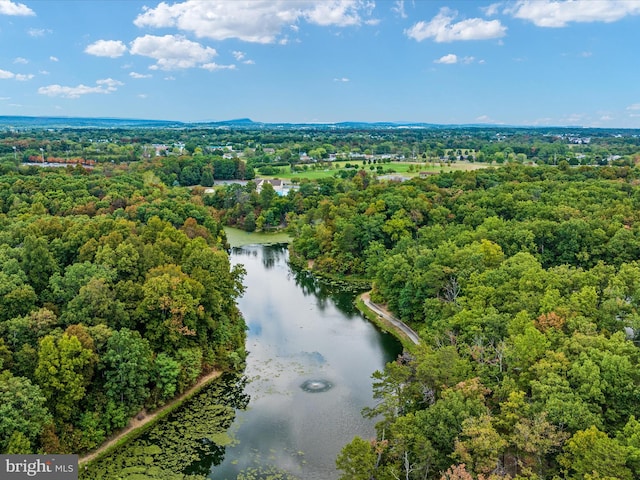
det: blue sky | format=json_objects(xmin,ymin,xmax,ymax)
[{"xmin": 1, "ymin": 0, "xmax": 640, "ymax": 127}]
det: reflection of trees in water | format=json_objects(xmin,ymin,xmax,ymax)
[
  {"xmin": 232, "ymin": 244, "xmax": 289, "ymax": 270},
  {"xmin": 261, "ymin": 244, "xmax": 288, "ymax": 269},
  {"xmin": 81, "ymin": 374, "xmax": 249, "ymax": 480},
  {"xmin": 290, "ymin": 265, "xmax": 360, "ymax": 317}
]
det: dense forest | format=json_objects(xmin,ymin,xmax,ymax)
[
  {"xmin": 3, "ymin": 122, "xmax": 640, "ymax": 480},
  {"xmin": 278, "ymin": 165, "xmax": 640, "ymax": 479},
  {"xmin": 0, "ymin": 167, "xmax": 246, "ymax": 455}
]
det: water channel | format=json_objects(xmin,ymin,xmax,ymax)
[
  {"xmin": 215, "ymin": 244, "xmax": 402, "ymax": 479},
  {"xmin": 84, "ymin": 244, "xmax": 401, "ymax": 479}
]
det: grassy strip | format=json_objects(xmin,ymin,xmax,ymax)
[
  {"xmin": 256, "ymin": 160, "xmax": 491, "ymax": 181},
  {"xmin": 355, "ymin": 295, "xmax": 418, "ymax": 353},
  {"xmin": 79, "ymin": 371, "xmax": 222, "ymax": 468}
]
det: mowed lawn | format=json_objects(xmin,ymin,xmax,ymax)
[{"xmin": 256, "ymin": 160, "xmax": 492, "ymax": 181}]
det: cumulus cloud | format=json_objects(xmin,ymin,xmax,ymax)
[
  {"xmin": 129, "ymin": 71, "xmax": 152, "ymax": 79},
  {"xmin": 406, "ymin": 7, "xmax": 507, "ymax": 42},
  {"xmin": 333, "ymin": 77, "xmax": 350, "ymax": 82},
  {"xmin": 305, "ymin": 0, "xmax": 374, "ymax": 27},
  {"xmin": 434, "ymin": 54, "xmax": 458, "ymax": 64},
  {"xmin": 49, "ymin": 56, "xmax": 59, "ymax": 62},
  {"xmin": 133, "ymin": 0, "xmax": 376, "ymax": 44},
  {"xmin": 627, "ymin": 103, "xmax": 640, "ymax": 111},
  {"xmin": 0, "ymin": 0, "xmax": 34, "ymax": 16},
  {"xmin": 0, "ymin": 68, "xmax": 33, "ymax": 81},
  {"xmin": 38, "ymin": 78, "xmax": 123, "ymax": 98},
  {"xmin": 85, "ymin": 40, "xmax": 128, "ymax": 58},
  {"xmin": 130, "ymin": 34, "xmax": 217, "ymax": 70},
  {"xmin": 507, "ymin": 0, "xmax": 640, "ymax": 27},
  {"xmin": 13, "ymin": 57, "xmax": 28, "ymax": 64}
]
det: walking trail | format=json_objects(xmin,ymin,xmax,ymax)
[
  {"xmin": 79, "ymin": 369, "xmax": 222, "ymax": 465},
  {"xmin": 361, "ymin": 292, "xmax": 421, "ymax": 345}
]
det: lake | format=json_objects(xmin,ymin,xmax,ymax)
[
  {"xmin": 213, "ymin": 244, "xmax": 401, "ymax": 479},
  {"xmin": 83, "ymin": 244, "xmax": 401, "ymax": 479}
]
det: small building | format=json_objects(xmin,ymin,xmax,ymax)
[{"xmin": 256, "ymin": 178, "xmax": 284, "ymax": 194}]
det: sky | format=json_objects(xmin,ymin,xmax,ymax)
[{"xmin": 1, "ymin": 0, "xmax": 640, "ymax": 127}]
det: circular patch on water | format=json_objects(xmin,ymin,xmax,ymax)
[{"xmin": 300, "ymin": 379, "xmax": 333, "ymax": 393}]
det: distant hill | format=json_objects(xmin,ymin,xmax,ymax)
[
  {"xmin": 0, "ymin": 116, "xmax": 184, "ymax": 129},
  {"xmin": 1, "ymin": 116, "xmax": 639, "ymax": 136}
]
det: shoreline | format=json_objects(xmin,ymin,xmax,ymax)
[
  {"xmin": 357, "ymin": 291, "xmax": 421, "ymax": 350},
  {"xmin": 79, "ymin": 369, "xmax": 222, "ymax": 466}
]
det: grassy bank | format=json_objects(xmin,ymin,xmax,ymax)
[
  {"xmin": 355, "ymin": 295, "xmax": 418, "ymax": 353},
  {"xmin": 79, "ymin": 370, "xmax": 222, "ymax": 468}
]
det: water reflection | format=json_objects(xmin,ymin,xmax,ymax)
[
  {"xmin": 208, "ymin": 245, "xmax": 402, "ymax": 479},
  {"xmin": 83, "ymin": 245, "xmax": 401, "ymax": 480}
]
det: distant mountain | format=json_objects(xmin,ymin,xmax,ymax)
[
  {"xmin": 1, "ymin": 116, "xmax": 639, "ymax": 136},
  {"xmin": 0, "ymin": 116, "xmax": 184, "ymax": 129}
]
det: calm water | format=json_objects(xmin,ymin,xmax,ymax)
[
  {"xmin": 210, "ymin": 244, "xmax": 401, "ymax": 479},
  {"xmin": 82, "ymin": 244, "xmax": 401, "ymax": 480}
]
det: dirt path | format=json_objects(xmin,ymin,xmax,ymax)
[
  {"xmin": 79, "ymin": 369, "xmax": 222, "ymax": 465},
  {"xmin": 361, "ymin": 292, "xmax": 421, "ymax": 345}
]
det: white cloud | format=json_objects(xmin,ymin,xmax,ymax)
[
  {"xmin": 482, "ymin": 2, "xmax": 503, "ymax": 16},
  {"xmin": 476, "ymin": 115, "xmax": 494, "ymax": 122},
  {"xmin": 232, "ymin": 51, "xmax": 255, "ymax": 64},
  {"xmin": 49, "ymin": 56, "xmax": 59, "ymax": 62},
  {"xmin": 138, "ymin": 94, "xmax": 148, "ymax": 99},
  {"xmin": 0, "ymin": 0, "xmax": 34, "ymax": 16},
  {"xmin": 406, "ymin": 7, "xmax": 507, "ymax": 42},
  {"xmin": 507, "ymin": 0, "xmax": 640, "ymax": 27},
  {"xmin": 13, "ymin": 57, "xmax": 28, "ymax": 64},
  {"xmin": 85, "ymin": 40, "xmax": 128, "ymax": 58},
  {"xmin": 392, "ymin": 0, "xmax": 407, "ymax": 18},
  {"xmin": 130, "ymin": 71, "xmax": 152, "ymax": 79},
  {"xmin": 134, "ymin": 0, "xmax": 376, "ymax": 44},
  {"xmin": 626, "ymin": 103, "xmax": 640, "ymax": 111},
  {"xmin": 434, "ymin": 53, "xmax": 458, "ymax": 64},
  {"xmin": 305, "ymin": 0, "xmax": 374, "ymax": 27},
  {"xmin": 333, "ymin": 77, "xmax": 350, "ymax": 82},
  {"xmin": 0, "ymin": 68, "xmax": 33, "ymax": 81},
  {"xmin": 130, "ymin": 34, "xmax": 217, "ymax": 70},
  {"xmin": 28, "ymin": 28, "xmax": 52, "ymax": 37},
  {"xmin": 38, "ymin": 78, "xmax": 123, "ymax": 99},
  {"xmin": 201, "ymin": 62, "xmax": 236, "ymax": 71}
]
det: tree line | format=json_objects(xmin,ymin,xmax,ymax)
[
  {"xmin": 0, "ymin": 168, "xmax": 246, "ymax": 455},
  {"xmin": 268, "ymin": 164, "xmax": 640, "ymax": 479}
]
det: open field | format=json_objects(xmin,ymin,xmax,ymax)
[{"xmin": 256, "ymin": 160, "xmax": 492, "ymax": 181}]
